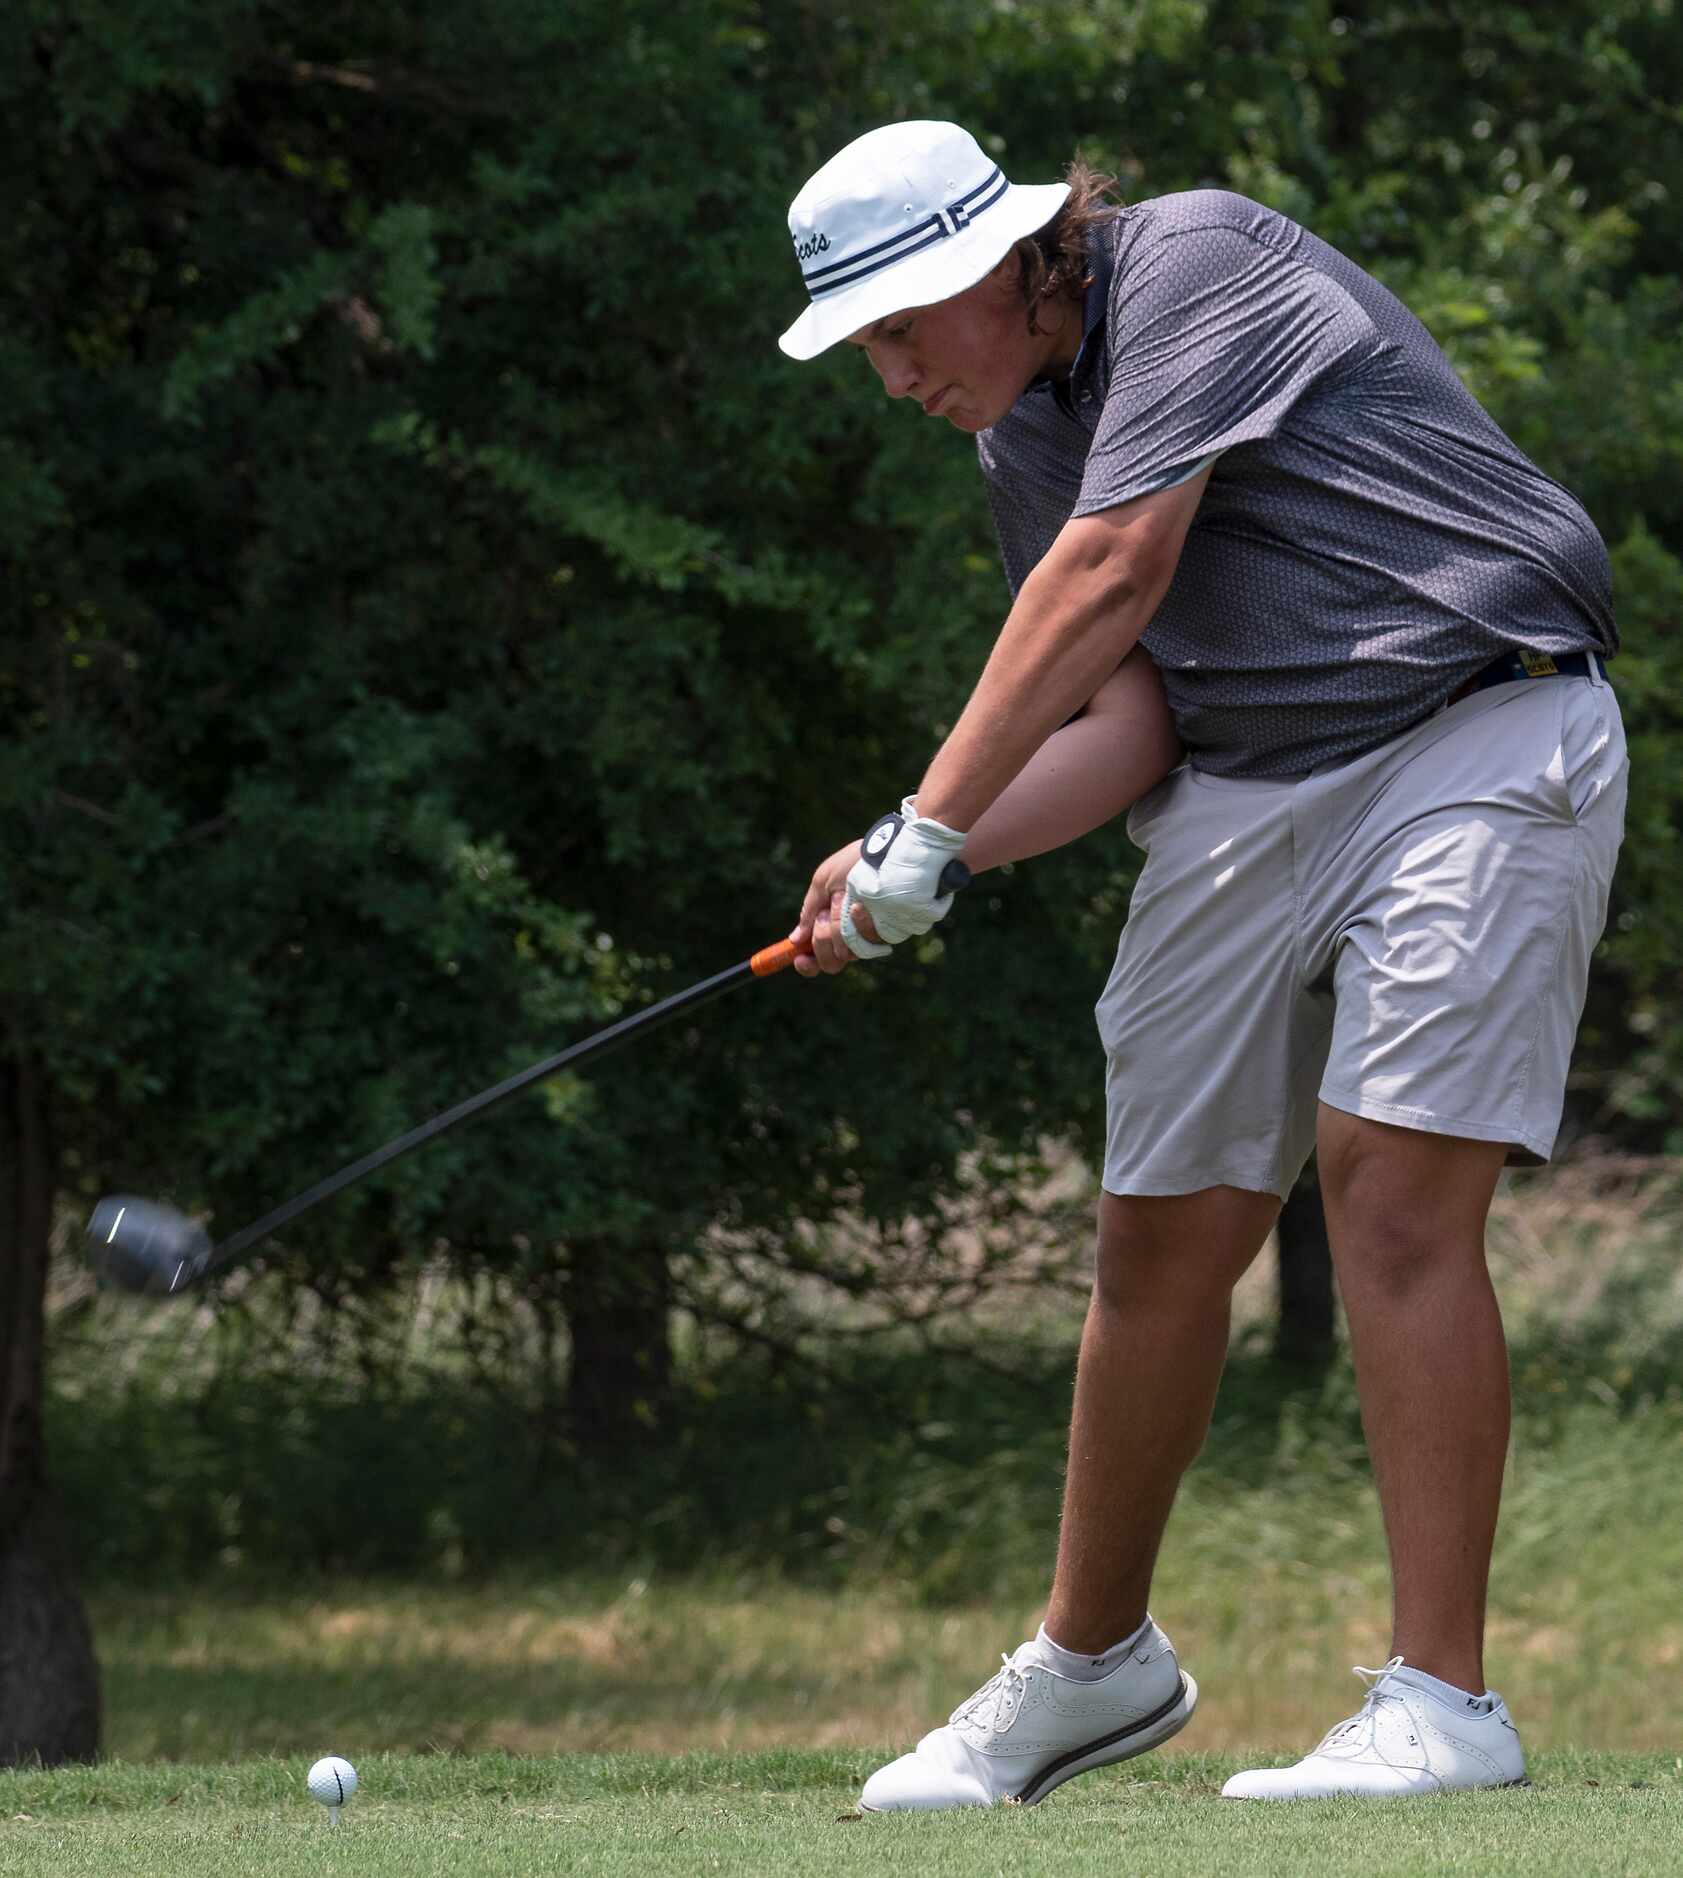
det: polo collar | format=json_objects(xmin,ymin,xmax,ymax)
[
  {"xmin": 1027, "ymin": 233, "xmax": 1114, "ymax": 405},
  {"xmin": 1069, "ymin": 237, "xmax": 1114, "ymax": 385}
]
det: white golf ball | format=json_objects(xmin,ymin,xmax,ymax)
[{"xmin": 307, "ymin": 1756, "xmax": 358, "ymax": 1809}]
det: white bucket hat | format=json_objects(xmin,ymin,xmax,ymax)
[{"xmin": 778, "ymin": 120, "xmax": 1070, "ymax": 361}]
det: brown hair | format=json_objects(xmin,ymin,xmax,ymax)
[{"xmin": 1013, "ymin": 155, "xmax": 1125, "ymax": 335}]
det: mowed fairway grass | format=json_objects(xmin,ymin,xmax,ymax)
[
  {"xmin": 13, "ymin": 1160, "xmax": 1683, "ymax": 1873},
  {"xmin": 2, "ymin": 1750, "xmax": 1680, "ymax": 1876}
]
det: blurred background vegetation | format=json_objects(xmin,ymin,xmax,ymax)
[{"xmin": 2, "ymin": 0, "xmax": 1680, "ymax": 1764}]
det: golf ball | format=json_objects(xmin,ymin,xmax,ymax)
[{"xmin": 307, "ymin": 1755, "xmax": 358, "ymax": 1809}]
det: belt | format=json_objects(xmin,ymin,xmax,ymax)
[{"xmin": 1449, "ymin": 648, "xmax": 1608, "ymax": 706}]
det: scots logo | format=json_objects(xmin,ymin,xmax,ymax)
[{"xmin": 793, "ymin": 230, "xmax": 831, "ymax": 264}]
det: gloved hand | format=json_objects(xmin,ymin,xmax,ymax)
[{"xmin": 840, "ymin": 797, "xmax": 968, "ymax": 960}]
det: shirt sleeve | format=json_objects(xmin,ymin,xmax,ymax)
[{"xmin": 1074, "ymin": 223, "xmax": 1379, "ymax": 517}]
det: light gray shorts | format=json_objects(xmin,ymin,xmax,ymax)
[{"xmin": 1098, "ymin": 669, "xmax": 1628, "ymax": 1197}]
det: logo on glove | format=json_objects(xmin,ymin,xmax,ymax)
[{"xmin": 861, "ymin": 813, "xmax": 902, "ymax": 863}]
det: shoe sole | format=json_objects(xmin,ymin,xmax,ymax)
[
  {"xmin": 859, "ymin": 1671, "xmax": 1201, "ymax": 1813},
  {"xmin": 1222, "ymin": 1774, "xmax": 1533, "ymax": 1801},
  {"xmin": 1015, "ymin": 1671, "xmax": 1199, "ymax": 1806}
]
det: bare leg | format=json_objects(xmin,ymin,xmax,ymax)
[
  {"xmin": 1316, "ymin": 1106, "xmax": 1509, "ymax": 1694},
  {"xmin": 1043, "ymin": 1185, "xmax": 1281, "ymax": 1652}
]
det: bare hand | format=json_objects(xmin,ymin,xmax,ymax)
[{"xmin": 790, "ymin": 840, "xmax": 880, "ymax": 976}]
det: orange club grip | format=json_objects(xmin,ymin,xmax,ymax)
[
  {"xmin": 749, "ymin": 859, "xmax": 970, "ymax": 978},
  {"xmin": 749, "ymin": 938, "xmax": 808, "ymax": 977}
]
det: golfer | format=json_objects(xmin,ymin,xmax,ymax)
[{"xmin": 780, "ymin": 121, "xmax": 1626, "ymax": 1806}]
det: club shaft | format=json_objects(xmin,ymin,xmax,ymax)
[
  {"xmin": 190, "ymin": 853, "xmax": 968, "ymax": 1280},
  {"xmin": 210, "ymin": 954, "xmax": 771, "ymax": 1269}
]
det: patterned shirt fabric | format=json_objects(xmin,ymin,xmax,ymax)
[{"xmin": 978, "ymin": 190, "xmax": 1616, "ymax": 777}]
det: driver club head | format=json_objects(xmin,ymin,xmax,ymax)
[{"xmin": 86, "ymin": 1196, "xmax": 215, "ymax": 1297}]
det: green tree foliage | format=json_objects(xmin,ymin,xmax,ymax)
[
  {"xmin": 0, "ymin": 0, "xmax": 1114, "ymax": 1469},
  {"xmin": 3, "ymin": 0, "xmax": 1680, "ymax": 1400}
]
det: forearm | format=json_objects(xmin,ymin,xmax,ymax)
[
  {"xmin": 938, "ymin": 652, "xmax": 1183, "ymax": 871},
  {"xmin": 799, "ymin": 485, "xmax": 1209, "ymax": 972},
  {"xmin": 917, "ymin": 582, "xmax": 1150, "ymax": 831},
  {"xmin": 914, "ymin": 494, "xmax": 1198, "ymax": 831},
  {"xmin": 792, "ymin": 645, "xmax": 1181, "ymax": 976},
  {"xmin": 962, "ymin": 707, "xmax": 1178, "ymax": 871}
]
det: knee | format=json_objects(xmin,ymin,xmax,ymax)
[
  {"xmin": 1330, "ymin": 1208, "xmax": 1452, "ymax": 1303},
  {"xmin": 1317, "ymin": 1116, "xmax": 1503, "ymax": 1300},
  {"xmin": 1092, "ymin": 1189, "xmax": 1275, "ymax": 1315},
  {"xmin": 1322, "ymin": 1156, "xmax": 1495, "ymax": 1307},
  {"xmin": 1321, "ymin": 1162, "xmax": 1459, "ymax": 1297},
  {"xmin": 1092, "ymin": 1230, "xmax": 1156, "ymax": 1316},
  {"xmin": 1092, "ymin": 1200, "xmax": 1188, "ymax": 1313}
]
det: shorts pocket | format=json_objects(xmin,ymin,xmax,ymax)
[{"xmin": 1552, "ymin": 682, "xmax": 1625, "ymax": 824}]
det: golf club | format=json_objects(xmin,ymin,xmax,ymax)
[{"xmin": 86, "ymin": 866, "xmax": 970, "ymax": 1296}]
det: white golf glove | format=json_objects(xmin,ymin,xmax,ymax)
[{"xmin": 839, "ymin": 797, "xmax": 968, "ymax": 961}]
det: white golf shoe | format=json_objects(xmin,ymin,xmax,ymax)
[
  {"xmin": 859, "ymin": 1619, "xmax": 1196, "ymax": 1812},
  {"xmin": 1221, "ymin": 1657, "xmax": 1529, "ymax": 1800}
]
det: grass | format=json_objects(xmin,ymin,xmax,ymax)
[
  {"xmin": 2, "ymin": 1750, "xmax": 1681, "ymax": 1876},
  {"xmin": 81, "ymin": 1516, "xmax": 1683, "ymax": 1766},
  {"xmin": 15, "ymin": 1157, "xmax": 1683, "ymax": 1872},
  {"xmin": 66, "ymin": 1157, "xmax": 1683, "ymax": 1766}
]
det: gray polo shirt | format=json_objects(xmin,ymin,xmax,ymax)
[{"xmin": 978, "ymin": 190, "xmax": 1616, "ymax": 777}]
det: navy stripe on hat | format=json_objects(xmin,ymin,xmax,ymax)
[
  {"xmin": 802, "ymin": 167, "xmax": 1005, "ymax": 285},
  {"xmin": 802, "ymin": 167, "xmax": 1009, "ymax": 299}
]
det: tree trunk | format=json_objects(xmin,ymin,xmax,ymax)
[
  {"xmin": 0, "ymin": 1048, "xmax": 101, "ymax": 1764},
  {"xmin": 564, "ymin": 1242, "xmax": 672, "ymax": 1458},
  {"xmin": 1275, "ymin": 1161, "xmax": 1337, "ymax": 1370}
]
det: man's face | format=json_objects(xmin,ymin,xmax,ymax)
[{"xmin": 845, "ymin": 260, "xmax": 1073, "ymax": 433}]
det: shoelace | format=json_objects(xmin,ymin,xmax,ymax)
[
  {"xmin": 1315, "ymin": 1655, "xmax": 1408, "ymax": 1754},
  {"xmin": 949, "ymin": 1651, "xmax": 1029, "ymax": 1734}
]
